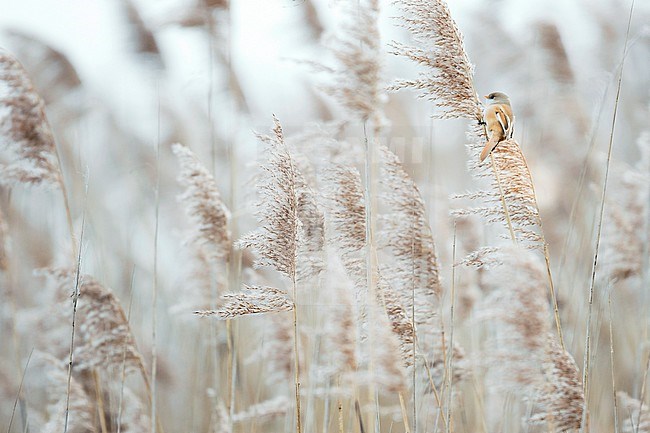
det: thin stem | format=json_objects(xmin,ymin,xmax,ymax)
[
  {"xmin": 117, "ymin": 266, "xmax": 136, "ymax": 433},
  {"xmin": 151, "ymin": 92, "xmax": 161, "ymax": 433},
  {"xmin": 7, "ymin": 348, "xmax": 33, "ymax": 433},
  {"xmin": 636, "ymin": 354, "xmax": 650, "ymax": 433},
  {"xmin": 515, "ymin": 145, "xmax": 565, "ymax": 349},
  {"xmin": 292, "ymin": 274, "xmax": 302, "ymax": 433},
  {"xmin": 93, "ymin": 370, "xmax": 108, "ymax": 433},
  {"xmin": 53, "ymin": 144, "xmax": 76, "ymax": 261},
  {"xmin": 608, "ymin": 287, "xmax": 620, "ymax": 433},
  {"xmin": 445, "ymin": 223, "xmax": 457, "ymax": 431},
  {"xmin": 399, "ymin": 392, "xmax": 412, "ymax": 433},
  {"xmin": 489, "ymin": 153, "xmax": 516, "ymax": 244},
  {"xmin": 64, "ymin": 212, "xmax": 85, "ymax": 433},
  {"xmin": 362, "ymin": 119, "xmax": 378, "ymax": 432},
  {"xmin": 581, "ymin": 2, "xmax": 634, "ymax": 430},
  {"xmin": 286, "ymin": 149, "xmax": 302, "ymax": 433}
]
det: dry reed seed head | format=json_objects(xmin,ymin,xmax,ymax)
[
  {"xmin": 231, "ymin": 395, "xmax": 290, "ymax": 423},
  {"xmin": 428, "ymin": 341, "xmax": 469, "ymax": 388},
  {"xmin": 40, "ymin": 268, "xmax": 145, "ymax": 375},
  {"xmin": 600, "ymin": 134, "xmax": 650, "ymax": 284},
  {"xmin": 0, "ymin": 50, "xmax": 61, "ymax": 186},
  {"xmin": 120, "ymin": 0, "xmax": 162, "ymax": 59},
  {"xmin": 321, "ymin": 163, "xmax": 366, "ymax": 256},
  {"xmin": 378, "ymin": 145, "xmax": 442, "ymax": 329},
  {"xmin": 237, "ymin": 116, "xmax": 324, "ymax": 280},
  {"xmin": 530, "ymin": 334, "xmax": 583, "ymax": 431},
  {"xmin": 362, "ymin": 304, "xmax": 408, "ymax": 393},
  {"xmin": 479, "ymin": 246, "xmax": 551, "ymax": 394},
  {"xmin": 390, "ymin": 0, "xmax": 481, "ymax": 120},
  {"xmin": 294, "ymin": 159, "xmax": 326, "ymax": 281},
  {"xmin": 536, "ymin": 22, "xmax": 575, "ymax": 85},
  {"xmin": 172, "ymin": 143, "xmax": 231, "ymax": 260},
  {"xmin": 617, "ymin": 391, "xmax": 650, "ymax": 433},
  {"xmin": 457, "ymin": 138, "xmax": 545, "ymax": 249},
  {"xmin": 197, "ymin": 284, "xmax": 294, "ymax": 319},
  {"xmin": 318, "ymin": 262, "xmax": 359, "ymax": 375},
  {"xmin": 377, "ymin": 278, "xmax": 415, "ymax": 368},
  {"xmin": 5, "ymin": 30, "xmax": 82, "ymax": 105},
  {"xmin": 324, "ymin": 0, "xmax": 386, "ymax": 126},
  {"xmin": 30, "ymin": 352, "xmax": 96, "ymax": 433},
  {"xmin": 262, "ymin": 312, "xmax": 295, "ymax": 387},
  {"xmin": 320, "ymin": 164, "xmax": 370, "ymax": 323}
]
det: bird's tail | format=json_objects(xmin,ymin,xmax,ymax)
[{"xmin": 479, "ymin": 136, "xmax": 500, "ymax": 162}]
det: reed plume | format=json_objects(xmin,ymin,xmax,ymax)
[
  {"xmin": 4, "ymin": 30, "xmax": 82, "ymax": 105},
  {"xmin": 390, "ymin": 0, "xmax": 482, "ymax": 120},
  {"xmin": 31, "ymin": 352, "xmax": 95, "ymax": 433},
  {"xmin": 231, "ymin": 395, "xmax": 290, "ymax": 423},
  {"xmin": 378, "ymin": 145, "xmax": 441, "ymax": 330},
  {"xmin": 320, "ymin": 266, "xmax": 359, "ymax": 375},
  {"xmin": 391, "ymin": 0, "xmax": 548, "ymax": 249},
  {"xmin": 600, "ymin": 131, "xmax": 649, "ymax": 283},
  {"xmin": 234, "ymin": 116, "xmax": 322, "ymax": 433},
  {"xmin": 322, "ymin": 163, "xmax": 411, "ymax": 380},
  {"xmin": 195, "ymin": 284, "xmax": 293, "ymax": 319},
  {"xmin": 172, "ymin": 142, "xmax": 231, "ymax": 312},
  {"xmin": 41, "ymin": 268, "xmax": 146, "ymax": 376},
  {"xmin": 456, "ymin": 138, "xmax": 545, "ymax": 249},
  {"xmin": 324, "ymin": 0, "xmax": 384, "ymax": 127},
  {"xmin": 237, "ymin": 116, "xmax": 323, "ymax": 281},
  {"xmin": 0, "ymin": 50, "xmax": 62, "ymax": 186},
  {"xmin": 173, "ymin": 142, "xmax": 231, "ymax": 260},
  {"xmin": 531, "ymin": 334, "xmax": 584, "ymax": 431},
  {"xmin": 478, "ymin": 247, "xmax": 550, "ymax": 408}
]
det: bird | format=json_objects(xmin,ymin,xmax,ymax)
[{"xmin": 479, "ymin": 92, "xmax": 514, "ymax": 162}]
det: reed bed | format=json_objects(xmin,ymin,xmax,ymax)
[{"xmin": 0, "ymin": 0, "xmax": 648, "ymax": 432}]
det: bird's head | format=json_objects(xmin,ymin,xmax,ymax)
[{"xmin": 484, "ymin": 92, "xmax": 511, "ymax": 105}]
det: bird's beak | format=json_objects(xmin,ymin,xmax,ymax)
[{"xmin": 483, "ymin": 95, "xmax": 489, "ymax": 99}]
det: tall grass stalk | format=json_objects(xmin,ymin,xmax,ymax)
[
  {"xmin": 609, "ymin": 288, "xmax": 620, "ymax": 433},
  {"xmin": 64, "ymin": 212, "xmax": 85, "ymax": 433},
  {"xmin": 7, "ymin": 348, "xmax": 33, "ymax": 433},
  {"xmin": 445, "ymin": 223, "xmax": 458, "ymax": 431},
  {"xmin": 151, "ymin": 102, "xmax": 161, "ymax": 433},
  {"xmin": 117, "ymin": 266, "xmax": 136, "ymax": 433},
  {"xmin": 581, "ymin": 2, "xmax": 635, "ymax": 430}
]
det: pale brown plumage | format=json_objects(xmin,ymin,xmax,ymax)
[{"xmin": 479, "ymin": 92, "xmax": 514, "ymax": 162}]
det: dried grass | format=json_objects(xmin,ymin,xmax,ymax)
[{"xmin": 0, "ymin": 50, "xmax": 62, "ymax": 186}]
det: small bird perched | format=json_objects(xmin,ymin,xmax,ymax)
[{"xmin": 479, "ymin": 92, "xmax": 514, "ymax": 162}]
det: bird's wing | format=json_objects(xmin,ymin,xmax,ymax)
[{"xmin": 495, "ymin": 106, "xmax": 512, "ymax": 136}]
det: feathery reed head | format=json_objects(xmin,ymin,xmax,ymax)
[
  {"xmin": 41, "ymin": 268, "xmax": 145, "ymax": 375},
  {"xmin": 324, "ymin": 0, "xmax": 385, "ymax": 126},
  {"xmin": 390, "ymin": 0, "xmax": 481, "ymax": 120},
  {"xmin": 0, "ymin": 50, "xmax": 61, "ymax": 186},
  {"xmin": 238, "ymin": 116, "xmax": 324, "ymax": 281},
  {"xmin": 172, "ymin": 142, "xmax": 231, "ymax": 260},
  {"xmin": 196, "ymin": 284, "xmax": 294, "ymax": 319},
  {"xmin": 531, "ymin": 334, "xmax": 584, "ymax": 431}
]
